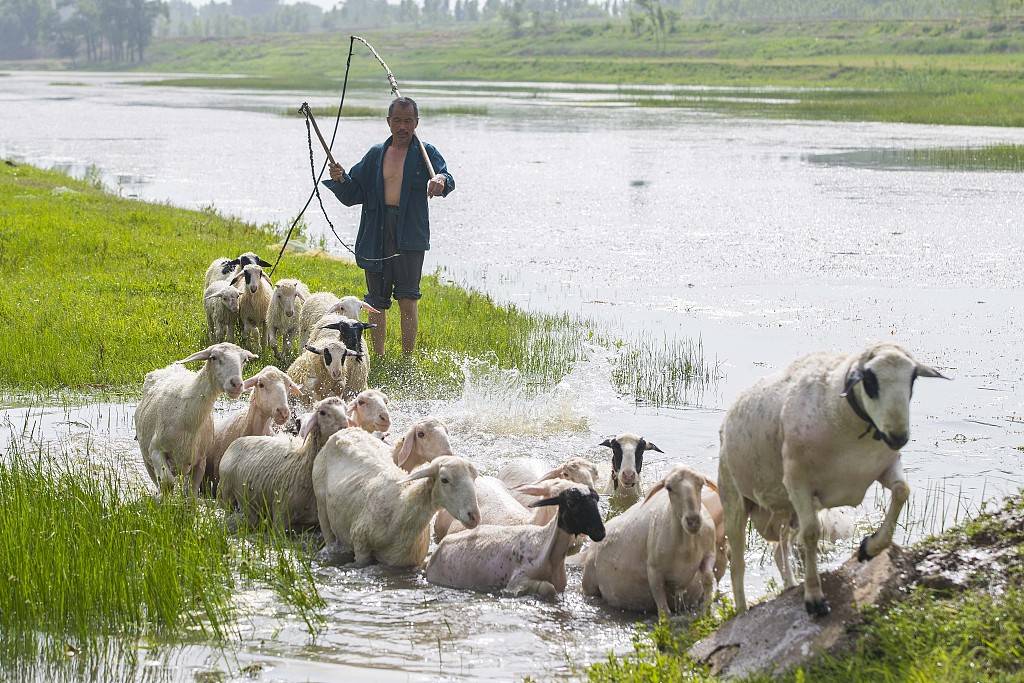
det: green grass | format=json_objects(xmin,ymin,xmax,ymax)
[
  {"xmin": 281, "ymin": 104, "xmax": 488, "ymax": 118},
  {"xmin": 804, "ymin": 143, "xmax": 1024, "ymax": 171},
  {"xmin": 587, "ymin": 493, "xmax": 1024, "ymax": 682},
  {"xmin": 0, "ymin": 439, "xmax": 324, "ymax": 670},
  {"xmin": 110, "ymin": 18, "xmax": 1024, "ymax": 127},
  {"xmin": 0, "ymin": 161, "xmax": 712, "ymax": 404}
]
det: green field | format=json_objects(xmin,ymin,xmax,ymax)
[{"xmin": 121, "ymin": 18, "xmax": 1024, "ymax": 127}]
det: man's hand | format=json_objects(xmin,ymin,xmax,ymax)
[
  {"xmin": 329, "ymin": 162, "xmax": 346, "ymax": 182},
  {"xmin": 427, "ymin": 174, "xmax": 446, "ymax": 198}
]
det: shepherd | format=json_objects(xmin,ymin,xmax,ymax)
[{"xmin": 322, "ymin": 96, "xmax": 454, "ymax": 356}]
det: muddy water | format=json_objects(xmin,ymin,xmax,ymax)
[{"xmin": 3, "ymin": 70, "xmax": 1024, "ymax": 680}]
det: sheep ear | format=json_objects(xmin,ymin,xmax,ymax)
[
  {"xmin": 394, "ymin": 429, "xmax": 417, "ymax": 469},
  {"xmin": 255, "ymin": 257, "xmax": 272, "ymax": 268},
  {"xmin": 286, "ymin": 377, "xmax": 303, "ymax": 396},
  {"xmin": 514, "ymin": 483, "xmax": 553, "ymax": 497},
  {"xmin": 298, "ymin": 412, "xmax": 318, "ymax": 439},
  {"xmin": 840, "ymin": 366, "xmax": 863, "ymax": 397},
  {"xmin": 599, "ymin": 438, "xmax": 615, "ymax": 448},
  {"xmin": 358, "ymin": 322, "xmax": 377, "ymax": 331},
  {"xmin": 703, "ymin": 477, "xmax": 719, "ymax": 493},
  {"xmin": 644, "ymin": 440, "xmax": 664, "ymax": 453},
  {"xmin": 305, "ymin": 345, "xmax": 323, "ymax": 355},
  {"xmin": 328, "ymin": 302, "xmax": 347, "ymax": 314},
  {"xmin": 296, "ymin": 291, "xmax": 306, "ymax": 302},
  {"xmin": 643, "ymin": 480, "xmax": 667, "ymax": 505},
  {"xmin": 179, "ymin": 349, "xmax": 213, "ymax": 363},
  {"xmin": 230, "ymin": 273, "xmax": 244, "ymax": 286},
  {"xmin": 916, "ymin": 363, "xmax": 949, "ymax": 380},
  {"xmin": 360, "ymin": 301, "xmax": 381, "ymax": 314},
  {"xmin": 401, "ymin": 461, "xmax": 437, "ymax": 483},
  {"xmin": 528, "ymin": 496, "xmax": 561, "ymax": 509},
  {"xmin": 243, "ymin": 351, "xmax": 258, "ymax": 362},
  {"xmin": 261, "ymin": 272, "xmax": 272, "ymax": 284},
  {"xmin": 530, "ymin": 466, "xmax": 563, "ymax": 484},
  {"xmin": 241, "ymin": 376, "xmax": 259, "ymax": 391}
]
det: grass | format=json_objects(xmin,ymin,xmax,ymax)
[
  {"xmin": 281, "ymin": 104, "xmax": 488, "ymax": 118},
  {"xmin": 586, "ymin": 493, "xmax": 1024, "ymax": 682},
  {"xmin": 0, "ymin": 437, "xmax": 324, "ymax": 671},
  {"xmin": 108, "ymin": 18, "xmax": 1024, "ymax": 127},
  {"xmin": 0, "ymin": 161, "xmax": 712, "ymax": 405},
  {"xmin": 805, "ymin": 143, "xmax": 1024, "ymax": 172}
]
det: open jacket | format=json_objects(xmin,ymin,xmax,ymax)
[{"xmin": 322, "ymin": 135, "xmax": 454, "ymax": 272}]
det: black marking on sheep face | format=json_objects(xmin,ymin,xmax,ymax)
[
  {"xmin": 323, "ymin": 348, "xmax": 333, "ymax": 367},
  {"xmin": 220, "ymin": 258, "xmax": 240, "ymax": 275},
  {"xmin": 318, "ymin": 321, "xmax": 376, "ymax": 362},
  {"xmin": 862, "ymin": 369, "xmax": 880, "ymax": 399},
  {"xmin": 531, "ymin": 488, "xmax": 605, "ymax": 541}
]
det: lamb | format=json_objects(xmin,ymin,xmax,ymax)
[
  {"xmin": 598, "ymin": 433, "xmax": 664, "ymax": 505},
  {"xmin": 203, "ymin": 280, "xmax": 240, "ymax": 344},
  {"xmin": 134, "ymin": 343, "xmax": 255, "ymax": 495},
  {"xmin": 346, "ymin": 389, "xmax": 391, "ymax": 434},
  {"xmin": 718, "ymin": 342, "xmax": 948, "ymax": 617},
  {"xmin": 230, "ymin": 263, "xmax": 273, "ymax": 352},
  {"xmin": 204, "ymin": 252, "xmax": 271, "ymax": 289},
  {"xmin": 315, "ymin": 316, "xmax": 375, "ymax": 395},
  {"xmin": 426, "ymin": 482, "xmax": 605, "ymax": 599},
  {"xmin": 286, "ymin": 339, "xmax": 363, "ymax": 401},
  {"xmin": 202, "ymin": 365, "xmax": 303, "ymax": 494},
  {"xmin": 312, "ymin": 429, "xmax": 479, "ymax": 568},
  {"xmin": 298, "ymin": 293, "xmax": 379, "ymax": 348},
  {"xmin": 582, "ymin": 464, "xmax": 718, "ymax": 615},
  {"xmin": 266, "ymin": 278, "xmax": 311, "ymax": 360},
  {"xmin": 497, "ymin": 456, "xmax": 599, "ymax": 507},
  {"xmin": 217, "ymin": 396, "xmax": 349, "ymax": 529}
]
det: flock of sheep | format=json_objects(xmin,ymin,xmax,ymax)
[{"xmin": 133, "ymin": 250, "xmax": 949, "ymax": 619}]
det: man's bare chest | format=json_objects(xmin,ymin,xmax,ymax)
[{"xmin": 383, "ymin": 149, "xmax": 407, "ymax": 187}]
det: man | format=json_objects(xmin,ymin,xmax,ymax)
[{"xmin": 323, "ymin": 96, "xmax": 454, "ymax": 356}]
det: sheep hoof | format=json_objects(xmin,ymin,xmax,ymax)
[
  {"xmin": 804, "ymin": 598, "xmax": 831, "ymax": 617},
  {"xmin": 857, "ymin": 536, "xmax": 874, "ymax": 562}
]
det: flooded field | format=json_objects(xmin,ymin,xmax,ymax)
[{"xmin": 2, "ymin": 70, "xmax": 1024, "ymax": 681}]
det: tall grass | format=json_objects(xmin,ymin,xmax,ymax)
[{"xmin": 0, "ymin": 162, "xmax": 715, "ymax": 407}]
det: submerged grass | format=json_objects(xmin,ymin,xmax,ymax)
[
  {"xmin": 0, "ymin": 161, "xmax": 713, "ymax": 406},
  {"xmin": 805, "ymin": 143, "xmax": 1024, "ymax": 172}
]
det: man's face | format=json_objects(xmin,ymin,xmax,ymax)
[{"xmin": 387, "ymin": 104, "xmax": 418, "ymax": 145}]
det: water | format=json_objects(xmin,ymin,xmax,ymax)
[{"xmin": 3, "ymin": 70, "xmax": 1024, "ymax": 680}]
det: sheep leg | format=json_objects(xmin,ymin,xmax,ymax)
[
  {"xmin": 150, "ymin": 449, "xmax": 176, "ymax": 493},
  {"xmin": 698, "ymin": 554, "xmax": 716, "ymax": 615},
  {"xmin": 859, "ymin": 460, "xmax": 910, "ymax": 561},
  {"xmin": 719, "ymin": 469, "xmax": 750, "ymax": 613},
  {"xmin": 507, "ymin": 575, "xmax": 557, "ymax": 601},
  {"xmin": 789, "ymin": 487, "xmax": 827, "ymax": 617},
  {"xmin": 206, "ymin": 310, "xmax": 216, "ymax": 343},
  {"xmin": 774, "ymin": 522, "xmax": 797, "ymax": 588},
  {"xmin": 268, "ymin": 326, "xmax": 279, "ymax": 359},
  {"xmin": 647, "ymin": 564, "xmax": 672, "ymax": 616}
]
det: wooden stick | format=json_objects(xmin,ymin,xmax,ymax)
[{"xmin": 299, "ymin": 103, "xmax": 338, "ymax": 166}]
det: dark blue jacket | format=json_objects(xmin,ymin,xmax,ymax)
[{"xmin": 322, "ymin": 135, "xmax": 454, "ymax": 272}]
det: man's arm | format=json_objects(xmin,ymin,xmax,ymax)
[
  {"xmin": 425, "ymin": 144, "xmax": 454, "ymax": 199},
  {"xmin": 322, "ymin": 152, "xmax": 371, "ymax": 206}
]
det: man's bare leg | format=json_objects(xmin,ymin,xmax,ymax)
[
  {"xmin": 397, "ymin": 298, "xmax": 419, "ymax": 355},
  {"xmin": 369, "ymin": 308, "xmax": 387, "ymax": 356}
]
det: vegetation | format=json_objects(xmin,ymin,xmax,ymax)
[
  {"xmin": 281, "ymin": 103, "xmax": 488, "ymax": 118},
  {"xmin": 0, "ymin": 161, "xmax": 711, "ymax": 404},
  {"xmin": 586, "ymin": 493, "xmax": 1024, "ymax": 682}
]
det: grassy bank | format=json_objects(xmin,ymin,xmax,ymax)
[
  {"xmin": 588, "ymin": 493, "xmax": 1024, "ymax": 682},
  {"xmin": 0, "ymin": 161, "xmax": 712, "ymax": 403},
  {"xmin": 118, "ymin": 18, "xmax": 1024, "ymax": 127}
]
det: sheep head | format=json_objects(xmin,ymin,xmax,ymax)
[
  {"xmin": 316, "ymin": 318, "xmax": 376, "ymax": 361},
  {"xmin": 644, "ymin": 465, "xmax": 714, "ymax": 535},
  {"xmin": 242, "ymin": 365, "xmax": 300, "ymax": 425},
  {"xmin": 330, "ymin": 295, "xmax": 380, "ymax": 321},
  {"xmin": 530, "ymin": 457, "xmax": 599, "ymax": 489},
  {"xmin": 231, "ymin": 263, "xmax": 270, "ymax": 294},
  {"xmin": 393, "ymin": 417, "xmax": 452, "ymax": 472},
  {"xmin": 298, "ymin": 396, "xmax": 349, "ymax": 444},
  {"xmin": 346, "ymin": 389, "xmax": 391, "ymax": 434},
  {"xmin": 841, "ymin": 343, "xmax": 949, "ymax": 451},
  {"xmin": 402, "ymin": 455, "xmax": 479, "ymax": 530},
  {"xmin": 304, "ymin": 341, "xmax": 360, "ymax": 381},
  {"xmin": 600, "ymin": 433, "xmax": 662, "ymax": 491},
  {"xmin": 530, "ymin": 483, "xmax": 605, "ymax": 541},
  {"xmin": 178, "ymin": 342, "xmax": 256, "ymax": 399},
  {"xmin": 274, "ymin": 279, "xmax": 305, "ymax": 318}
]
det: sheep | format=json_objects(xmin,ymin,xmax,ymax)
[
  {"xmin": 582, "ymin": 464, "xmax": 718, "ymax": 616},
  {"xmin": 204, "ymin": 252, "xmax": 271, "ymax": 289},
  {"xmin": 426, "ymin": 482, "xmax": 605, "ymax": 599},
  {"xmin": 230, "ymin": 263, "xmax": 273, "ymax": 352},
  {"xmin": 436, "ymin": 476, "xmax": 581, "ymax": 541},
  {"xmin": 217, "ymin": 396, "xmax": 350, "ymax": 530},
  {"xmin": 718, "ymin": 342, "xmax": 948, "ymax": 617},
  {"xmin": 497, "ymin": 456, "xmax": 599, "ymax": 507},
  {"xmin": 266, "ymin": 278, "xmax": 311, "ymax": 360},
  {"xmin": 298, "ymin": 293, "xmax": 379, "ymax": 348},
  {"xmin": 135, "ymin": 343, "xmax": 256, "ymax": 495},
  {"xmin": 598, "ymin": 433, "xmax": 664, "ymax": 505},
  {"xmin": 388, "ymin": 417, "xmax": 454, "ymax": 472},
  {"xmin": 202, "ymin": 365, "xmax": 303, "ymax": 494},
  {"xmin": 286, "ymin": 339, "xmax": 363, "ymax": 402},
  {"xmin": 315, "ymin": 316, "xmax": 375, "ymax": 395},
  {"xmin": 203, "ymin": 280, "xmax": 240, "ymax": 344},
  {"xmin": 346, "ymin": 389, "xmax": 391, "ymax": 434},
  {"xmin": 312, "ymin": 429, "xmax": 479, "ymax": 568}
]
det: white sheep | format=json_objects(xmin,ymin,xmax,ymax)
[
  {"xmin": 286, "ymin": 338, "xmax": 362, "ymax": 402},
  {"xmin": 436, "ymin": 476, "xmax": 581, "ymax": 541},
  {"xmin": 387, "ymin": 417, "xmax": 454, "ymax": 472},
  {"xmin": 298, "ymin": 293, "xmax": 379, "ymax": 348},
  {"xmin": 230, "ymin": 263, "xmax": 273, "ymax": 352},
  {"xmin": 346, "ymin": 389, "xmax": 391, "ymax": 434},
  {"xmin": 598, "ymin": 433, "xmax": 664, "ymax": 506},
  {"xmin": 203, "ymin": 280, "xmax": 240, "ymax": 344},
  {"xmin": 217, "ymin": 396, "xmax": 350, "ymax": 530},
  {"xmin": 312, "ymin": 429, "xmax": 479, "ymax": 568},
  {"xmin": 426, "ymin": 481, "xmax": 605, "ymax": 599},
  {"xmin": 582, "ymin": 464, "xmax": 718, "ymax": 615},
  {"xmin": 135, "ymin": 343, "xmax": 255, "ymax": 495},
  {"xmin": 202, "ymin": 365, "xmax": 303, "ymax": 494},
  {"xmin": 266, "ymin": 278, "xmax": 311, "ymax": 360},
  {"xmin": 497, "ymin": 456, "xmax": 599, "ymax": 507},
  {"xmin": 204, "ymin": 252, "xmax": 270, "ymax": 289},
  {"xmin": 718, "ymin": 342, "xmax": 947, "ymax": 617}
]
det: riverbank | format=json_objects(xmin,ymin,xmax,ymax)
[
  {"xmin": 589, "ymin": 490, "xmax": 1024, "ymax": 682},
  {"xmin": 76, "ymin": 18, "xmax": 1024, "ymax": 127}
]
